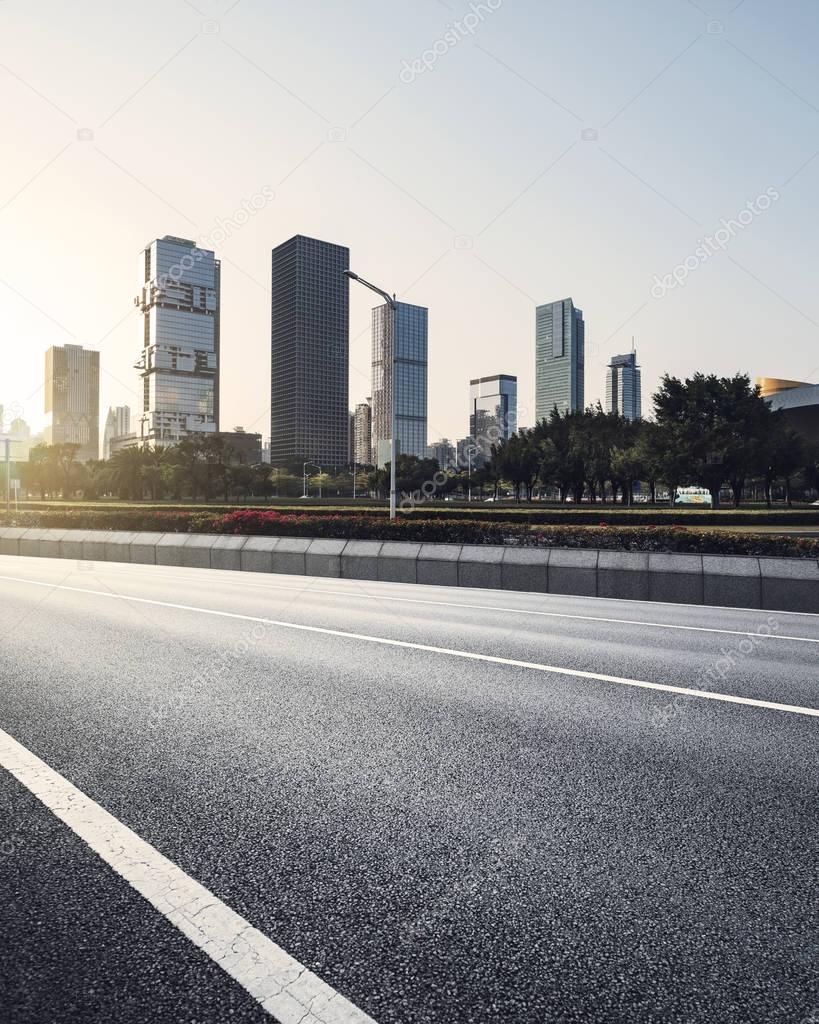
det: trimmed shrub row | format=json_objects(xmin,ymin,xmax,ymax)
[{"xmin": 2, "ymin": 508, "xmax": 819, "ymax": 558}]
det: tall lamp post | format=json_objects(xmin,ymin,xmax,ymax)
[
  {"xmin": 303, "ymin": 461, "xmax": 321, "ymax": 498},
  {"xmin": 344, "ymin": 270, "xmax": 398, "ymax": 520}
]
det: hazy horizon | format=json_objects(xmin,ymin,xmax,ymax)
[{"xmin": 2, "ymin": 0, "xmax": 818, "ymax": 444}]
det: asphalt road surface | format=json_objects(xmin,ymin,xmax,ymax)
[{"xmin": 0, "ymin": 553, "xmax": 817, "ymax": 1024}]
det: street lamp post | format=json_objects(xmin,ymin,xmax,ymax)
[
  {"xmin": 303, "ymin": 461, "xmax": 321, "ymax": 499},
  {"xmin": 344, "ymin": 270, "xmax": 398, "ymax": 520},
  {"xmin": 4, "ymin": 438, "xmax": 10, "ymax": 515}
]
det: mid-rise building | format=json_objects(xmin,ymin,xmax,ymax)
[
  {"xmin": 605, "ymin": 351, "xmax": 641, "ymax": 421},
  {"xmin": 535, "ymin": 298, "xmax": 585, "ymax": 420},
  {"xmin": 353, "ymin": 398, "xmax": 373, "ymax": 466},
  {"xmin": 102, "ymin": 405, "xmax": 132, "ymax": 459},
  {"xmin": 135, "ymin": 236, "xmax": 220, "ymax": 447},
  {"xmin": 216, "ymin": 428, "xmax": 263, "ymax": 464},
  {"xmin": 270, "ymin": 235, "xmax": 350, "ymax": 468},
  {"xmin": 758, "ymin": 377, "xmax": 819, "ymax": 443},
  {"xmin": 469, "ymin": 374, "xmax": 518, "ymax": 463},
  {"xmin": 44, "ymin": 343, "xmax": 100, "ymax": 461},
  {"xmin": 426, "ymin": 438, "xmax": 456, "ymax": 470},
  {"xmin": 371, "ymin": 302, "xmax": 428, "ymax": 467}
]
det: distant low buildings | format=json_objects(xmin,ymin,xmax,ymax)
[
  {"xmin": 216, "ymin": 428, "xmax": 263, "ymax": 464},
  {"xmin": 605, "ymin": 350, "xmax": 641, "ymax": 421},
  {"xmin": 44, "ymin": 343, "xmax": 100, "ymax": 462},
  {"xmin": 103, "ymin": 406, "xmax": 132, "ymax": 459},
  {"xmin": 426, "ymin": 438, "xmax": 456, "ymax": 470}
]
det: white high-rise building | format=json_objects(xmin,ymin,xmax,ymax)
[
  {"xmin": 102, "ymin": 406, "xmax": 132, "ymax": 459},
  {"xmin": 605, "ymin": 350, "xmax": 642, "ymax": 421},
  {"xmin": 136, "ymin": 236, "xmax": 220, "ymax": 447}
]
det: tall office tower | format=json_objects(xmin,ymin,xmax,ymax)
[
  {"xmin": 270, "ymin": 235, "xmax": 350, "ymax": 468},
  {"xmin": 605, "ymin": 350, "xmax": 642, "ymax": 421},
  {"xmin": 135, "ymin": 236, "xmax": 220, "ymax": 447},
  {"xmin": 44, "ymin": 344, "xmax": 100, "ymax": 461},
  {"xmin": 535, "ymin": 298, "xmax": 585, "ymax": 420},
  {"xmin": 353, "ymin": 398, "xmax": 373, "ymax": 466},
  {"xmin": 426, "ymin": 438, "xmax": 456, "ymax": 470},
  {"xmin": 102, "ymin": 405, "xmax": 132, "ymax": 458},
  {"xmin": 371, "ymin": 302, "xmax": 428, "ymax": 467},
  {"xmin": 469, "ymin": 373, "xmax": 518, "ymax": 463}
]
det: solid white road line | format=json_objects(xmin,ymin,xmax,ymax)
[
  {"xmin": 0, "ymin": 726, "xmax": 377, "ymax": 1024},
  {"xmin": 2, "ymin": 573, "xmax": 818, "ymax": 719},
  {"xmin": 93, "ymin": 566, "xmax": 819, "ymax": 645}
]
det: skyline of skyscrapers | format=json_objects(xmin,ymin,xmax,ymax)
[
  {"xmin": 270, "ymin": 235, "xmax": 350, "ymax": 468},
  {"xmin": 535, "ymin": 298, "xmax": 585, "ymax": 420},
  {"xmin": 371, "ymin": 301, "xmax": 428, "ymax": 467},
  {"xmin": 605, "ymin": 350, "xmax": 642, "ymax": 421},
  {"xmin": 135, "ymin": 236, "xmax": 221, "ymax": 447},
  {"xmin": 469, "ymin": 373, "xmax": 518, "ymax": 464},
  {"xmin": 44, "ymin": 343, "xmax": 100, "ymax": 462}
]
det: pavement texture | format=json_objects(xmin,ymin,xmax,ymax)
[{"xmin": 0, "ymin": 554, "xmax": 817, "ymax": 1024}]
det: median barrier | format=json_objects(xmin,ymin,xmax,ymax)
[
  {"xmin": 703, "ymin": 555, "xmax": 761, "ymax": 609},
  {"xmin": 760, "ymin": 557, "xmax": 819, "ymax": 614},
  {"xmin": 341, "ymin": 540, "xmax": 383, "ymax": 581},
  {"xmin": 210, "ymin": 535, "xmax": 247, "ymax": 571},
  {"xmin": 0, "ymin": 528, "xmax": 817, "ymax": 613},
  {"xmin": 239, "ymin": 536, "xmax": 278, "ymax": 573},
  {"xmin": 130, "ymin": 532, "xmax": 166, "ymax": 565},
  {"xmin": 378, "ymin": 541, "xmax": 420, "ymax": 583},
  {"xmin": 548, "ymin": 548, "xmax": 598, "ymax": 597},
  {"xmin": 305, "ymin": 539, "xmax": 346, "ymax": 578},
  {"xmin": 458, "ymin": 545, "xmax": 505, "ymax": 590},
  {"xmin": 418, "ymin": 544, "xmax": 462, "ymax": 586},
  {"xmin": 647, "ymin": 553, "xmax": 704, "ymax": 605},
  {"xmin": 597, "ymin": 550, "xmax": 650, "ymax": 601},
  {"xmin": 501, "ymin": 547, "xmax": 549, "ymax": 592},
  {"xmin": 271, "ymin": 537, "xmax": 311, "ymax": 575}
]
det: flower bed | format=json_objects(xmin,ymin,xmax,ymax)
[{"xmin": 2, "ymin": 508, "xmax": 818, "ymax": 558}]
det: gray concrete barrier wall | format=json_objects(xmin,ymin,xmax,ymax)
[{"xmin": 0, "ymin": 528, "xmax": 817, "ymax": 613}]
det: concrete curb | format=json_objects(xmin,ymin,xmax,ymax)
[{"xmin": 0, "ymin": 528, "xmax": 817, "ymax": 614}]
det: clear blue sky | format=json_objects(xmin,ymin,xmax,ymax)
[{"xmin": 1, "ymin": 0, "xmax": 817, "ymax": 442}]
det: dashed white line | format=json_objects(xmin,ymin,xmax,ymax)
[
  {"xmin": 1, "ymin": 573, "xmax": 817, "ymax": 719},
  {"xmin": 0, "ymin": 726, "xmax": 377, "ymax": 1024}
]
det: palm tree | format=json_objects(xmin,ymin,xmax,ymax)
[{"xmin": 108, "ymin": 447, "xmax": 146, "ymax": 500}]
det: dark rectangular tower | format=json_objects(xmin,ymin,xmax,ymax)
[{"xmin": 270, "ymin": 235, "xmax": 350, "ymax": 467}]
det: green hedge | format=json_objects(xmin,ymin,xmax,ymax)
[
  {"xmin": 2, "ymin": 508, "xmax": 818, "ymax": 557},
  {"xmin": 11, "ymin": 500, "xmax": 819, "ymax": 527}
]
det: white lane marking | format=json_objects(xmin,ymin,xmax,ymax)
[
  {"xmin": 4, "ymin": 557, "xmax": 819, "ymax": 642},
  {"xmin": 0, "ymin": 727, "xmax": 377, "ymax": 1024},
  {"xmin": 95, "ymin": 567, "xmax": 819, "ymax": 646},
  {"xmin": 2, "ymin": 574, "xmax": 817, "ymax": 719}
]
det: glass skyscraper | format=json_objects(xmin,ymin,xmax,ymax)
[
  {"xmin": 44, "ymin": 343, "xmax": 100, "ymax": 462},
  {"xmin": 605, "ymin": 350, "xmax": 642, "ymax": 421},
  {"xmin": 270, "ymin": 235, "xmax": 350, "ymax": 468},
  {"xmin": 371, "ymin": 302, "xmax": 428, "ymax": 466},
  {"xmin": 469, "ymin": 374, "xmax": 517, "ymax": 463},
  {"xmin": 136, "ymin": 236, "xmax": 220, "ymax": 446},
  {"xmin": 535, "ymin": 298, "xmax": 585, "ymax": 420}
]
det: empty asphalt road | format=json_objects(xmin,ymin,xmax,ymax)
[{"xmin": 0, "ymin": 553, "xmax": 817, "ymax": 1024}]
